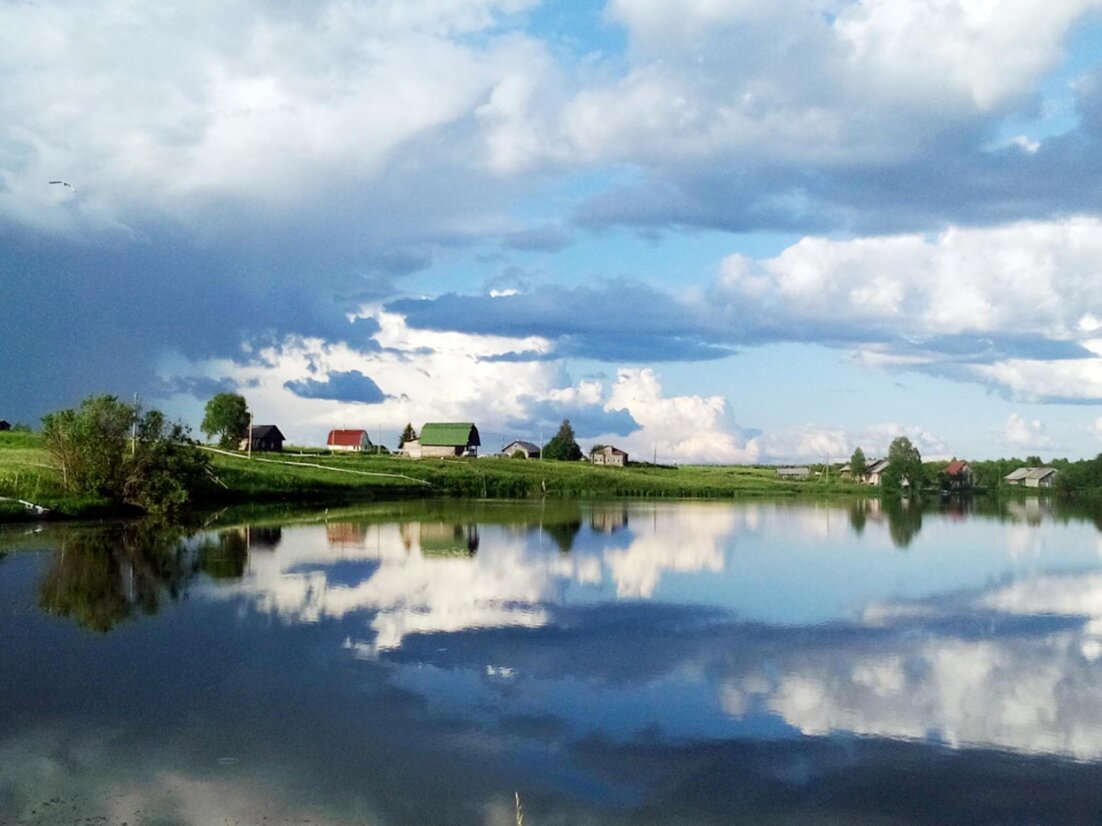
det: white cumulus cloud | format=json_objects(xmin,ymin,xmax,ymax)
[{"xmin": 1004, "ymin": 413, "xmax": 1053, "ymax": 449}]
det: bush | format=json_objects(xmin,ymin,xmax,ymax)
[{"xmin": 42, "ymin": 395, "xmax": 210, "ymax": 514}]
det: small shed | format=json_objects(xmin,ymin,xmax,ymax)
[
  {"xmin": 591, "ymin": 445, "xmax": 628, "ymax": 466},
  {"xmin": 241, "ymin": 425, "xmax": 285, "ymax": 452},
  {"xmin": 0, "ymin": 420, "xmax": 10, "ymax": 432},
  {"xmin": 327, "ymin": 429, "xmax": 372, "ymax": 452},
  {"xmin": 502, "ymin": 440, "xmax": 540, "ymax": 459},
  {"xmin": 776, "ymin": 465, "xmax": 810, "ymax": 480},
  {"xmin": 402, "ymin": 423, "xmax": 480, "ymax": 459}
]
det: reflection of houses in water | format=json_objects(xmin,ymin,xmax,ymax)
[
  {"xmin": 223, "ymin": 526, "xmax": 283, "ymax": 552},
  {"xmin": 326, "ymin": 522, "xmax": 368, "ymax": 549},
  {"xmin": 246, "ymin": 526, "xmax": 283, "ymax": 550},
  {"xmin": 1006, "ymin": 497, "xmax": 1051, "ymax": 525},
  {"xmin": 589, "ymin": 506, "xmax": 629, "ymax": 534},
  {"xmin": 938, "ymin": 496, "xmax": 974, "ymax": 521},
  {"xmin": 399, "ymin": 521, "xmax": 480, "ymax": 556}
]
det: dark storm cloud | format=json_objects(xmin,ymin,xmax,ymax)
[
  {"xmin": 0, "ymin": 225, "xmax": 377, "ymax": 422},
  {"xmin": 388, "ymin": 284, "xmax": 737, "ymax": 364},
  {"xmin": 387, "ymin": 285, "xmax": 1097, "ymax": 370},
  {"xmin": 284, "ymin": 371, "xmax": 386, "ymax": 404}
]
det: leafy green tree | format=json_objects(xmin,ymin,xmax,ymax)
[
  {"xmin": 201, "ymin": 393, "xmax": 250, "ymax": 449},
  {"xmin": 882, "ymin": 436, "xmax": 923, "ymax": 494},
  {"xmin": 42, "ymin": 395, "xmax": 209, "ymax": 514},
  {"xmin": 542, "ymin": 419, "xmax": 583, "ymax": 462},
  {"xmin": 123, "ymin": 410, "xmax": 211, "ymax": 514},
  {"xmin": 42, "ymin": 395, "xmax": 133, "ymax": 495},
  {"xmin": 849, "ymin": 447, "xmax": 867, "ymax": 480},
  {"xmin": 398, "ymin": 423, "xmax": 417, "ymax": 449}
]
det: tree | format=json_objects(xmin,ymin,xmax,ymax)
[
  {"xmin": 123, "ymin": 409, "xmax": 212, "ymax": 513},
  {"xmin": 398, "ymin": 423, "xmax": 418, "ymax": 449},
  {"xmin": 42, "ymin": 395, "xmax": 133, "ymax": 495},
  {"xmin": 542, "ymin": 419, "xmax": 583, "ymax": 462},
  {"xmin": 883, "ymin": 436, "xmax": 923, "ymax": 494},
  {"xmin": 849, "ymin": 447, "xmax": 867, "ymax": 480},
  {"xmin": 42, "ymin": 395, "xmax": 210, "ymax": 514},
  {"xmin": 201, "ymin": 393, "xmax": 250, "ymax": 449}
]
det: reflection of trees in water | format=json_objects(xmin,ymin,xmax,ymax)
[
  {"xmin": 848, "ymin": 501, "xmax": 869, "ymax": 535},
  {"xmin": 197, "ymin": 530, "xmax": 249, "ymax": 580},
  {"xmin": 545, "ymin": 519, "xmax": 582, "ymax": 554},
  {"xmin": 247, "ymin": 526, "xmax": 282, "ymax": 550},
  {"xmin": 37, "ymin": 523, "xmax": 253, "ymax": 632},
  {"xmin": 884, "ymin": 498, "xmax": 923, "ymax": 548},
  {"xmin": 39, "ymin": 523, "xmax": 195, "ymax": 632}
]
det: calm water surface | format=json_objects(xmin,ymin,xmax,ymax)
[{"xmin": 4, "ymin": 498, "xmax": 1102, "ymax": 824}]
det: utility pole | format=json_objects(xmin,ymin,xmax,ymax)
[
  {"xmin": 248, "ymin": 412, "xmax": 253, "ymax": 460},
  {"xmin": 131, "ymin": 392, "xmax": 138, "ymax": 457}
]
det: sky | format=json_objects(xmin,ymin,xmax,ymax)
[{"xmin": 4, "ymin": 0, "xmax": 1102, "ymax": 462}]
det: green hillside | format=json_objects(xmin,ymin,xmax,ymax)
[{"xmin": 0, "ymin": 431, "xmax": 866, "ymax": 521}]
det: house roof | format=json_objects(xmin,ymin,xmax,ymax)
[
  {"xmin": 1025, "ymin": 466, "xmax": 1058, "ymax": 480},
  {"xmin": 592, "ymin": 445, "xmax": 627, "ymax": 456},
  {"xmin": 1005, "ymin": 466, "xmax": 1058, "ymax": 481},
  {"xmin": 944, "ymin": 460, "xmax": 970, "ymax": 476},
  {"xmin": 420, "ymin": 422, "xmax": 480, "ymax": 447},
  {"xmin": 503, "ymin": 440, "xmax": 540, "ymax": 453},
  {"xmin": 866, "ymin": 459, "xmax": 890, "ymax": 474},
  {"xmin": 250, "ymin": 425, "xmax": 285, "ymax": 441},
  {"xmin": 328, "ymin": 429, "xmax": 370, "ymax": 446}
]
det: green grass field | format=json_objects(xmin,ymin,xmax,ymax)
[{"xmin": 0, "ymin": 432, "xmax": 868, "ymax": 520}]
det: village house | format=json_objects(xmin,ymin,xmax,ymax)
[
  {"xmin": 775, "ymin": 465, "xmax": 810, "ymax": 480},
  {"xmin": 400, "ymin": 423, "xmax": 481, "ymax": 459},
  {"xmin": 941, "ymin": 460, "xmax": 974, "ymax": 492},
  {"xmin": 591, "ymin": 445, "xmax": 629, "ymax": 466},
  {"xmin": 0, "ymin": 420, "xmax": 10, "ymax": 431},
  {"xmin": 327, "ymin": 429, "xmax": 372, "ymax": 452},
  {"xmin": 502, "ymin": 440, "xmax": 540, "ymax": 459},
  {"xmin": 240, "ymin": 424, "xmax": 285, "ymax": 452},
  {"xmin": 865, "ymin": 458, "xmax": 891, "ymax": 486},
  {"xmin": 1005, "ymin": 466, "xmax": 1059, "ymax": 488}
]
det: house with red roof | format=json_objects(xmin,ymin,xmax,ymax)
[
  {"xmin": 941, "ymin": 460, "xmax": 974, "ymax": 492},
  {"xmin": 327, "ymin": 429, "xmax": 372, "ymax": 452}
]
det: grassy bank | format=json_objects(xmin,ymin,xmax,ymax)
[
  {"xmin": 0, "ymin": 432, "xmax": 869, "ymax": 520},
  {"xmin": 202, "ymin": 446, "xmax": 871, "ymax": 501}
]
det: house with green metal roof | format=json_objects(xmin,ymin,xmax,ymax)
[{"xmin": 400, "ymin": 422, "xmax": 481, "ymax": 458}]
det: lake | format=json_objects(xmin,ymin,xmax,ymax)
[{"xmin": 4, "ymin": 497, "xmax": 1102, "ymax": 824}]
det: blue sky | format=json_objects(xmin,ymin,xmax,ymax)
[{"xmin": 4, "ymin": 0, "xmax": 1102, "ymax": 461}]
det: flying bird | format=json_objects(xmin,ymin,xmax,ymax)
[{"xmin": 48, "ymin": 180, "xmax": 77, "ymax": 193}]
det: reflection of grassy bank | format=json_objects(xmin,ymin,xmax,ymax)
[{"xmin": 1, "ymin": 431, "xmax": 871, "ymax": 521}]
